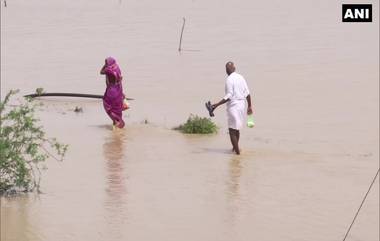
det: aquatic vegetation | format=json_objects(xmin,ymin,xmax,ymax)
[
  {"xmin": 35, "ymin": 87, "xmax": 44, "ymax": 96},
  {"xmin": 0, "ymin": 90, "xmax": 68, "ymax": 194},
  {"xmin": 175, "ymin": 114, "xmax": 218, "ymax": 134}
]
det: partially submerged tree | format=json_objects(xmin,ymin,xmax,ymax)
[{"xmin": 0, "ymin": 90, "xmax": 68, "ymax": 194}]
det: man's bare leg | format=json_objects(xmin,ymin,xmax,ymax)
[
  {"xmin": 236, "ymin": 130, "xmax": 241, "ymax": 153},
  {"xmin": 229, "ymin": 128, "xmax": 235, "ymax": 151},
  {"xmin": 231, "ymin": 130, "xmax": 241, "ymax": 153},
  {"xmin": 229, "ymin": 128, "xmax": 240, "ymax": 155}
]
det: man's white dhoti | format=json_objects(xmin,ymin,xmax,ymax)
[
  {"xmin": 223, "ymin": 72, "xmax": 250, "ymax": 130},
  {"xmin": 227, "ymin": 101, "xmax": 246, "ymax": 130}
]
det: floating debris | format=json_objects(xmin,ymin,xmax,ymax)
[{"xmin": 74, "ymin": 106, "xmax": 83, "ymax": 113}]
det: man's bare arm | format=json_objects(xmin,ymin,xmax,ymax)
[
  {"xmin": 246, "ymin": 94, "xmax": 253, "ymax": 114},
  {"xmin": 212, "ymin": 98, "xmax": 229, "ymax": 110}
]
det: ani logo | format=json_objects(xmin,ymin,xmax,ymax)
[{"xmin": 342, "ymin": 4, "xmax": 372, "ymax": 22}]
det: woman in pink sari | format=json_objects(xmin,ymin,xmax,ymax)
[{"xmin": 100, "ymin": 57, "xmax": 125, "ymax": 128}]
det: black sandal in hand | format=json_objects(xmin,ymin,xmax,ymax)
[{"xmin": 205, "ymin": 101, "xmax": 215, "ymax": 117}]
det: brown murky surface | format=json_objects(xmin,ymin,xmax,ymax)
[{"xmin": 1, "ymin": 0, "xmax": 379, "ymax": 240}]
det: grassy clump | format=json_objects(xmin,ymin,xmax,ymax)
[
  {"xmin": 175, "ymin": 114, "xmax": 218, "ymax": 134},
  {"xmin": 0, "ymin": 90, "xmax": 68, "ymax": 194}
]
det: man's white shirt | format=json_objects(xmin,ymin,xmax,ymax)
[{"xmin": 223, "ymin": 72, "xmax": 250, "ymax": 106}]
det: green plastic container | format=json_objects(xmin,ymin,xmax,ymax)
[{"xmin": 247, "ymin": 115, "xmax": 255, "ymax": 128}]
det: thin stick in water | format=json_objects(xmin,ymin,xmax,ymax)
[
  {"xmin": 178, "ymin": 18, "xmax": 186, "ymax": 52},
  {"xmin": 342, "ymin": 168, "xmax": 379, "ymax": 241}
]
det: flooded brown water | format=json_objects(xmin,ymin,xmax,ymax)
[{"xmin": 1, "ymin": 0, "xmax": 379, "ymax": 240}]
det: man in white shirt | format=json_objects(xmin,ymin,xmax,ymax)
[{"xmin": 211, "ymin": 62, "xmax": 253, "ymax": 155}]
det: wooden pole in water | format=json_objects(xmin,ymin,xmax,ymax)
[
  {"xmin": 4, "ymin": 0, "xmax": 7, "ymax": 7},
  {"xmin": 342, "ymin": 168, "xmax": 380, "ymax": 241},
  {"xmin": 178, "ymin": 18, "xmax": 186, "ymax": 52}
]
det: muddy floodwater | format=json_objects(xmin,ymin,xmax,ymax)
[{"xmin": 1, "ymin": 0, "xmax": 379, "ymax": 241}]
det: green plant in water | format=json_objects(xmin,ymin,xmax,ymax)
[
  {"xmin": 175, "ymin": 114, "xmax": 218, "ymax": 134},
  {"xmin": 35, "ymin": 87, "xmax": 44, "ymax": 96},
  {"xmin": 0, "ymin": 90, "xmax": 68, "ymax": 194}
]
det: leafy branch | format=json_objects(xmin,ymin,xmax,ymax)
[{"xmin": 0, "ymin": 90, "xmax": 68, "ymax": 194}]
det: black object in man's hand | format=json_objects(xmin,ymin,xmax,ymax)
[{"xmin": 205, "ymin": 101, "xmax": 215, "ymax": 117}]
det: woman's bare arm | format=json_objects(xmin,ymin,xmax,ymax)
[
  {"xmin": 100, "ymin": 64, "xmax": 107, "ymax": 74},
  {"xmin": 100, "ymin": 59, "xmax": 107, "ymax": 74}
]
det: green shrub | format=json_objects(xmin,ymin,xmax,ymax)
[
  {"xmin": 175, "ymin": 114, "xmax": 218, "ymax": 134},
  {"xmin": 0, "ymin": 90, "xmax": 68, "ymax": 194}
]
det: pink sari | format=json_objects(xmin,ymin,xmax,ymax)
[{"xmin": 103, "ymin": 57, "xmax": 125, "ymax": 128}]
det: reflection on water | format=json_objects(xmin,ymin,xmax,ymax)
[
  {"xmin": 225, "ymin": 157, "xmax": 243, "ymax": 228},
  {"xmin": 103, "ymin": 130, "xmax": 127, "ymax": 197},
  {"xmin": 227, "ymin": 157, "xmax": 243, "ymax": 200},
  {"xmin": 102, "ymin": 130, "xmax": 128, "ymax": 238},
  {"xmin": 0, "ymin": 195, "xmax": 40, "ymax": 241}
]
